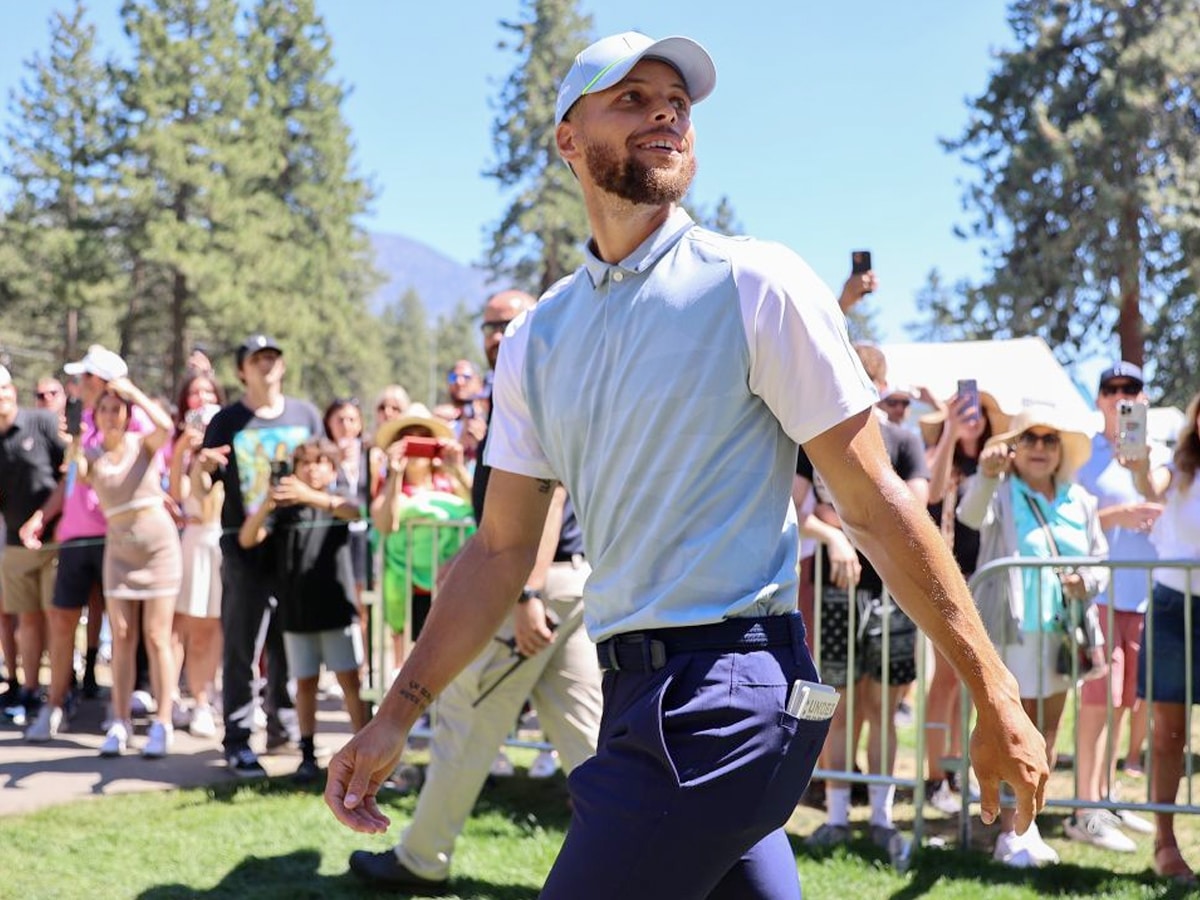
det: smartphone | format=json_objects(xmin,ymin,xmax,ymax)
[
  {"xmin": 957, "ymin": 378, "xmax": 980, "ymax": 425},
  {"xmin": 851, "ymin": 250, "xmax": 873, "ymax": 275},
  {"xmin": 184, "ymin": 403, "xmax": 220, "ymax": 431},
  {"xmin": 65, "ymin": 397, "xmax": 83, "ymax": 437},
  {"xmin": 1116, "ymin": 400, "xmax": 1149, "ymax": 460},
  {"xmin": 403, "ymin": 436, "xmax": 442, "ymax": 459},
  {"xmin": 269, "ymin": 459, "xmax": 292, "ymax": 485}
]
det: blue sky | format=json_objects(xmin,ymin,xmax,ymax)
[{"xmin": 3, "ymin": 0, "xmax": 1112, "ymax": 379}]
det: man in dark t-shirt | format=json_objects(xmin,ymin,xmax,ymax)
[
  {"xmin": 0, "ymin": 365, "xmax": 65, "ymax": 717},
  {"xmin": 194, "ymin": 334, "xmax": 322, "ymax": 777}
]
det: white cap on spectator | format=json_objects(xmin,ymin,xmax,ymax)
[
  {"xmin": 64, "ymin": 344, "xmax": 128, "ymax": 382},
  {"xmin": 0, "ymin": 365, "xmax": 11, "ymax": 387}
]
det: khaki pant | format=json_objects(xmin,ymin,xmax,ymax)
[
  {"xmin": 395, "ymin": 560, "xmax": 603, "ymax": 880},
  {"xmin": 1, "ymin": 545, "xmax": 58, "ymax": 614}
]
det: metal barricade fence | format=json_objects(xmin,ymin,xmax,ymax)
[
  {"xmin": 953, "ymin": 556, "xmax": 1198, "ymax": 848},
  {"xmin": 808, "ymin": 553, "xmax": 1199, "ymax": 856},
  {"xmin": 359, "ymin": 517, "xmax": 552, "ymax": 752},
  {"xmin": 808, "ymin": 555, "xmax": 931, "ymax": 849}
]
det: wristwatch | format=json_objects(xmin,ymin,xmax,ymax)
[{"xmin": 518, "ymin": 586, "xmax": 543, "ymax": 604}]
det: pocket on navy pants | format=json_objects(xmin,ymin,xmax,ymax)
[{"xmin": 541, "ymin": 646, "xmax": 828, "ymax": 899}]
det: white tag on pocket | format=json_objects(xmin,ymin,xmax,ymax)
[{"xmin": 786, "ymin": 680, "xmax": 840, "ymax": 721}]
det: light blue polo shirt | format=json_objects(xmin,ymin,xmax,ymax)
[{"xmin": 486, "ymin": 208, "xmax": 877, "ymax": 641}]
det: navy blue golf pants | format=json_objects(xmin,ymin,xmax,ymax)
[{"xmin": 541, "ymin": 614, "xmax": 827, "ymax": 899}]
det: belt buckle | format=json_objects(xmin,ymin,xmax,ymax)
[{"xmin": 619, "ymin": 633, "xmax": 667, "ymax": 671}]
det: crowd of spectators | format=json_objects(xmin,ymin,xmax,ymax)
[{"xmin": 1, "ymin": 271, "xmax": 1197, "ymax": 886}]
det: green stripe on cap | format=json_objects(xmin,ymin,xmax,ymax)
[{"xmin": 581, "ymin": 52, "xmax": 636, "ymax": 95}]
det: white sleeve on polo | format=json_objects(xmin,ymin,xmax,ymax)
[
  {"xmin": 734, "ymin": 241, "xmax": 877, "ymax": 444},
  {"xmin": 483, "ymin": 310, "xmax": 557, "ymax": 481}
]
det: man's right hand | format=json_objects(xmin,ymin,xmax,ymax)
[
  {"xmin": 970, "ymin": 694, "xmax": 1049, "ymax": 834},
  {"xmin": 18, "ymin": 511, "xmax": 45, "ymax": 549},
  {"xmin": 324, "ymin": 715, "xmax": 409, "ymax": 834},
  {"xmin": 513, "ymin": 595, "xmax": 555, "ymax": 657}
]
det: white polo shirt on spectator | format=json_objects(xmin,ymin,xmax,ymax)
[{"xmin": 487, "ymin": 208, "xmax": 876, "ymax": 641}]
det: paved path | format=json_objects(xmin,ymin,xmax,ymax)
[{"xmin": 0, "ymin": 690, "xmax": 355, "ymax": 818}]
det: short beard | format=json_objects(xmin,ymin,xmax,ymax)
[{"xmin": 584, "ymin": 140, "xmax": 696, "ymax": 206}]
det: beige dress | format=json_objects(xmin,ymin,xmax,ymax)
[{"xmin": 88, "ymin": 433, "xmax": 182, "ymax": 600}]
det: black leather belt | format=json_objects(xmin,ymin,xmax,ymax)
[{"xmin": 595, "ymin": 614, "xmax": 801, "ymax": 673}]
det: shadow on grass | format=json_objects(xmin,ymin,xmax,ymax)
[
  {"xmin": 147, "ymin": 769, "xmax": 570, "ymax": 898},
  {"xmin": 790, "ymin": 821, "xmax": 1197, "ymax": 900},
  {"xmin": 136, "ymin": 847, "xmax": 540, "ymax": 899}
]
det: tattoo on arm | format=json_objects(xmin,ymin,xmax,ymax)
[
  {"xmin": 397, "ymin": 679, "xmax": 434, "ymax": 711},
  {"xmin": 536, "ymin": 479, "xmax": 554, "ymax": 495}
]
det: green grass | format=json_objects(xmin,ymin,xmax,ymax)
[{"xmin": 3, "ymin": 763, "xmax": 1198, "ymax": 900}]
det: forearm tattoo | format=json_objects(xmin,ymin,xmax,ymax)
[
  {"xmin": 536, "ymin": 479, "xmax": 554, "ymax": 495},
  {"xmin": 397, "ymin": 679, "xmax": 434, "ymax": 711}
]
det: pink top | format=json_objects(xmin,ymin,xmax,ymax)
[{"xmin": 57, "ymin": 406, "xmax": 153, "ymax": 541}]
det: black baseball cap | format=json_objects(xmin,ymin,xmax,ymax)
[
  {"xmin": 1098, "ymin": 361, "xmax": 1143, "ymax": 391},
  {"xmin": 236, "ymin": 334, "xmax": 283, "ymax": 366}
]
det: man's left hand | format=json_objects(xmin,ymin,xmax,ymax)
[{"xmin": 513, "ymin": 595, "xmax": 555, "ymax": 657}]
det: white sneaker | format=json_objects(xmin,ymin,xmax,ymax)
[
  {"xmin": 142, "ymin": 721, "xmax": 174, "ymax": 758},
  {"xmin": 1020, "ymin": 822, "xmax": 1061, "ymax": 865},
  {"xmin": 927, "ymin": 779, "xmax": 961, "ymax": 816},
  {"xmin": 1115, "ymin": 808, "xmax": 1154, "ymax": 835},
  {"xmin": 489, "ymin": 750, "xmax": 515, "ymax": 777},
  {"xmin": 1064, "ymin": 810, "xmax": 1137, "ymax": 853},
  {"xmin": 171, "ymin": 699, "xmax": 192, "ymax": 729},
  {"xmin": 100, "ymin": 720, "xmax": 130, "ymax": 757},
  {"xmin": 26, "ymin": 704, "xmax": 63, "ymax": 742},
  {"xmin": 529, "ymin": 749, "xmax": 560, "ymax": 779},
  {"xmin": 189, "ymin": 704, "xmax": 218, "ymax": 739},
  {"xmin": 130, "ymin": 690, "xmax": 156, "ymax": 717}
]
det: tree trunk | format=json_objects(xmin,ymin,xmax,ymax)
[{"xmin": 1116, "ymin": 197, "xmax": 1144, "ymax": 367}]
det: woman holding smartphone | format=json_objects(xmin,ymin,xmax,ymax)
[{"xmin": 957, "ymin": 404, "xmax": 1108, "ymax": 867}]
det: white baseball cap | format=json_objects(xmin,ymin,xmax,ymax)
[
  {"xmin": 0, "ymin": 365, "xmax": 11, "ymax": 387},
  {"xmin": 555, "ymin": 31, "xmax": 717, "ymax": 125},
  {"xmin": 63, "ymin": 344, "xmax": 128, "ymax": 382}
]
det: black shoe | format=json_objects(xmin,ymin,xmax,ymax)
[
  {"xmin": 348, "ymin": 849, "xmax": 449, "ymax": 893},
  {"xmin": 293, "ymin": 757, "xmax": 321, "ymax": 784},
  {"xmin": 225, "ymin": 746, "xmax": 267, "ymax": 779}
]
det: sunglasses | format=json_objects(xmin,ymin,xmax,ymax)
[
  {"xmin": 377, "ymin": 401, "xmax": 403, "ymax": 413},
  {"xmin": 480, "ymin": 320, "xmax": 513, "ymax": 337},
  {"xmin": 35, "ymin": 390, "xmax": 62, "ymax": 400},
  {"xmin": 1016, "ymin": 431, "xmax": 1061, "ymax": 449},
  {"xmin": 1100, "ymin": 382, "xmax": 1141, "ymax": 397},
  {"xmin": 881, "ymin": 397, "xmax": 911, "ymax": 408},
  {"xmin": 447, "ymin": 372, "xmax": 476, "ymax": 385}
]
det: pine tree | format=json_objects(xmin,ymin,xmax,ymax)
[
  {"xmin": 433, "ymin": 299, "xmax": 487, "ymax": 405},
  {"xmin": 241, "ymin": 0, "xmax": 379, "ymax": 399},
  {"xmin": 935, "ymin": 0, "xmax": 1200, "ymax": 402},
  {"xmin": 115, "ymin": 0, "xmax": 253, "ymax": 390},
  {"xmin": 381, "ymin": 288, "xmax": 433, "ymax": 407},
  {"xmin": 484, "ymin": 0, "xmax": 592, "ymax": 295},
  {"xmin": 0, "ymin": 3, "xmax": 122, "ymax": 367}
]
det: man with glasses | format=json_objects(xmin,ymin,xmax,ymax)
[
  {"xmin": 34, "ymin": 377, "xmax": 67, "ymax": 435},
  {"xmin": 347, "ymin": 288, "xmax": 602, "ymax": 890},
  {"xmin": 1069, "ymin": 361, "xmax": 1163, "ymax": 851}
]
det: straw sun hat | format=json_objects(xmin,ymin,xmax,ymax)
[
  {"xmin": 983, "ymin": 404, "xmax": 1093, "ymax": 478},
  {"xmin": 917, "ymin": 390, "xmax": 1010, "ymax": 447},
  {"xmin": 374, "ymin": 402, "xmax": 454, "ymax": 450}
]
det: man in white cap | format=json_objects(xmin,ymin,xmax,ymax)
[
  {"xmin": 326, "ymin": 31, "xmax": 1049, "ymax": 897},
  {"xmin": 0, "ymin": 364, "xmax": 66, "ymax": 724}
]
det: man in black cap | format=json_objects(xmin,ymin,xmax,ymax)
[{"xmin": 193, "ymin": 334, "xmax": 323, "ymax": 776}]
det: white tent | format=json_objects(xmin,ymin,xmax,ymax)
[{"xmin": 880, "ymin": 336, "xmax": 1092, "ymax": 424}]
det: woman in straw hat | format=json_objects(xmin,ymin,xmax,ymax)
[
  {"xmin": 1123, "ymin": 388, "xmax": 1200, "ymax": 885},
  {"xmin": 957, "ymin": 403, "xmax": 1109, "ymax": 867},
  {"xmin": 919, "ymin": 389, "xmax": 1009, "ymax": 816},
  {"xmin": 371, "ymin": 404, "xmax": 473, "ymax": 671}
]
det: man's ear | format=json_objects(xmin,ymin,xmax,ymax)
[{"xmin": 556, "ymin": 120, "xmax": 578, "ymax": 164}]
